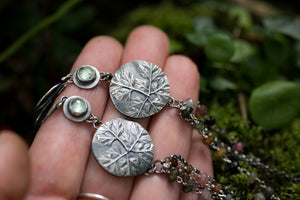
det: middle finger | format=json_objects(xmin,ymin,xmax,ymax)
[{"xmin": 80, "ymin": 25, "xmax": 170, "ymax": 200}]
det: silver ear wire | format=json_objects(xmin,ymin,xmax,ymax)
[{"xmin": 34, "ymin": 74, "xmax": 71, "ymax": 127}]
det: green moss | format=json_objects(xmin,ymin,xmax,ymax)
[
  {"xmin": 280, "ymin": 184, "xmax": 300, "ymax": 200},
  {"xmin": 208, "ymin": 101, "xmax": 300, "ymax": 198}
]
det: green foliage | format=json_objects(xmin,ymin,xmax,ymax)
[
  {"xmin": 228, "ymin": 6, "xmax": 253, "ymax": 32},
  {"xmin": 111, "ymin": 1, "xmax": 196, "ymax": 44},
  {"xmin": 280, "ymin": 184, "xmax": 300, "ymax": 200},
  {"xmin": 204, "ymin": 33, "xmax": 234, "ymax": 62},
  {"xmin": 249, "ymin": 81, "xmax": 300, "ymax": 130},
  {"xmin": 262, "ymin": 16, "xmax": 300, "ymax": 41},
  {"xmin": 230, "ymin": 39, "xmax": 256, "ymax": 63},
  {"xmin": 183, "ymin": 1, "xmax": 300, "ymax": 130},
  {"xmin": 187, "ymin": 17, "xmax": 217, "ymax": 46},
  {"xmin": 0, "ymin": 0, "xmax": 83, "ymax": 63}
]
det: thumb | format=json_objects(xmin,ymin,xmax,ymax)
[{"xmin": 0, "ymin": 130, "xmax": 30, "ymax": 200}]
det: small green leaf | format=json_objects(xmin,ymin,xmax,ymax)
[
  {"xmin": 204, "ymin": 33, "xmax": 234, "ymax": 62},
  {"xmin": 186, "ymin": 32, "xmax": 209, "ymax": 46},
  {"xmin": 187, "ymin": 17, "xmax": 217, "ymax": 46},
  {"xmin": 209, "ymin": 76, "xmax": 237, "ymax": 91},
  {"xmin": 230, "ymin": 39, "xmax": 256, "ymax": 63},
  {"xmin": 263, "ymin": 16, "xmax": 300, "ymax": 41},
  {"xmin": 228, "ymin": 6, "xmax": 253, "ymax": 32},
  {"xmin": 193, "ymin": 17, "xmax": 215, "ymax": 32},
  {"xmin": 249, "ymin": 81, "xmax": 300, "ymax": 130}
]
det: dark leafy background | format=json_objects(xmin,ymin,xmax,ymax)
[{"xmin": 0, "ymin": 0, "xmax": 300, "ymax": 198}]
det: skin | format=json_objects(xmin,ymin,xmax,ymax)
[{"xmin": 0, "ymin": 25, "xmax": 212, "ymax": 200}]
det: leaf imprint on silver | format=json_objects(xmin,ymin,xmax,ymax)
[
  {"xmin": 92, "ymin": 118, "xmax": 154, "ymax": 177},
  {"xmin": 110, "ymin": 60, "xmax": 170, "ymax": 118}
]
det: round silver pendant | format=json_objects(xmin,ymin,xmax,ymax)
[
  {"xmin": 110, "ymin": 60, "xmax": 170, "ymax": 118},
  {"xmin": 63, "ymin": 96, "xmax": 91, "ymax": 122},
  {"xmin": 73, "ymin": 65, "xmax": 100, "ymax": 89},
  {"xmin": 92, "ymin": 118, "xmax": 154, "ymax": 177}
]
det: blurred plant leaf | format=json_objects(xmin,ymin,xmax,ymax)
[
  {"xmin": 249, "ymin": 81, "xmax": 300, "ymax": 130},
  {"xmin": 199, "ymin": 76, "xmax": 209, "ymax": 93},
  {"xmin": 264, "ymin": 34, "xmax": 290, "ymax": 65},
  {"xmin": 230, "ymin": 39, "xmax": 256, "ymax": 63},
  {"xmin": 112, "ymin": 1, "xmax": 194, "ymax": 42},
  {"xmin": 0, "ymin": 0, "xmax": 83, "ymax": 63},
  {"xmin": 204, "ymin": 33, "xmax": 234, "ymax": 62},
  {"xmin": 186, "ymin": 17, "xmax": 217, "ymax": 46},
  {"xmin": 209, "ymin": 76, "xmax": 237, "ymax": 91},
  {"xmin": 228, "ymin": 6, "xmax": 253, "ymax": 32},
  {"xmin": 186, "ymin": 32, "xmax": 208, "ymax": 46},
  {"xmin": 193, "ymin": 17, "xmax": 215, "ymax": 32},
  {"xmin": 263, "ymin": 16, "xmax": 300, "ymax": 41},
  {"xmin": 241, "ymin": 56, "xmax": 277, "ymax": 86}
]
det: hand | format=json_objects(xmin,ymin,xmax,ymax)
[{"xmin": 0, "ymin": 25, "xmax": 213, "ymax": 200}]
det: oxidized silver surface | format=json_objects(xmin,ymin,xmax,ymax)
[
  {"xmin": 92, "ymin": 118, "xmax": 154, "ymax": 177},
  {"xmin": 110, "ymin": 60, "xmax": 170, "ymax": 118}
]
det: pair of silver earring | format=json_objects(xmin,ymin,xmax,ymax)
[{"xmin": 35, "ymin": 60, "xmax": 199, "ymax": 177}]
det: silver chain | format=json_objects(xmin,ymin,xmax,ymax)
[
  {"xmin": 167, "ymin": 97, "xmax": 183, "ymax": 109},
  {"xmin": 85, "ymin": 114, "xmax": 103, "ymax": 129},
  {"xmin": 99, "ymin": 72, "xmax": 113, "ymax": 83}
]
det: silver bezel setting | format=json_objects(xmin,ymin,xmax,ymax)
[
  {"xmin": 63, "ymin": 96, "xmax": 91, "ymax": 122},
  {"xmin": 73, "ymin": 65, "xmax": 100, "ymax": 89}
]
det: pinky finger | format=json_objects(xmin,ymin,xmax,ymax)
[
  {"xmin": 181, "ymin": 130, "xmax": 213, "ymax": 200},
  {"xmin": 0, "ymin": 130, "xmax": 30, "ymax": 200}
]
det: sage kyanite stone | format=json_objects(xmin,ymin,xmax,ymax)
[
  {"xmin": 77, "ymin": 66, "xmax": 96, "ymax": 82},
  {"xmin": 69, "ymin": 98, "xmax": 87, "ymax": 117}
]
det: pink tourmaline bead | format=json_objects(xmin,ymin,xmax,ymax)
[
  {"xmin": 233, "ymin": 142, "xmax": 244, "ymax": 151},
  {"xmin": 198, "ymin": 189, "xmax": 211, "ymax": 200},
  {"xmin": 195, "ymin": 104, "xmax": 207, "ymax": 116},
  {"xmin": 196, "ymin": 173, "xmax": 209, "ymax": 185}
]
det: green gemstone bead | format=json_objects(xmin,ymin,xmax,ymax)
[
  {"xmin": 77, "ymin": 66, "xmax": 96, "ymax": 82},
  {"xmin": 69, "ymin": 98, "xmax": 87, "ymax": 117},
  {"xmin": 182, "ymin": 180, "xmax": 194, "ymax": 193},
  {"xmin": 168, "ymin": 169, "xmax": 178, "ymax": 182},
  {"xmin": 181, "ymin": 107, "xmax": 193, "ymax": 118}
]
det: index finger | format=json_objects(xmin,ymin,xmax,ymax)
[{"xmin": 26, "ymin": 36, "xmax": 123, "ymax": 199}]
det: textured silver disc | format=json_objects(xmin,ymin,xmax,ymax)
[
  {"xmin": 110, "ymin": 60, "xmax": 170, "ymax": 118},
  {"xmin": 92, "ymin": 118, "xmax": 154, "ymax": 177}
]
